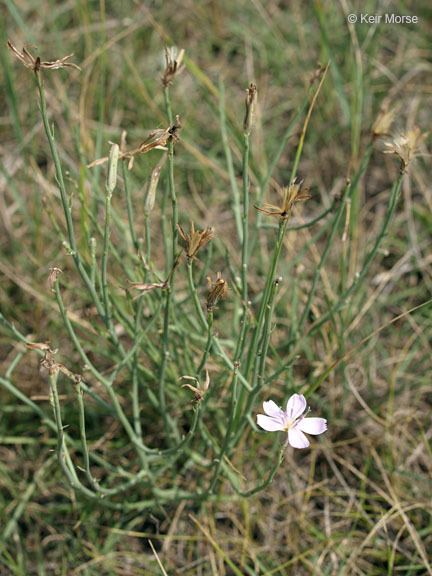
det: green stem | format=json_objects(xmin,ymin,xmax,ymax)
[
  {"xmin": 123, "ymin": 160, "xmax": 139, "ymax": 251},
  {"xmin": 245, "ymin": 219, "xmax": 287, "ymax": 379},
  {"xmin": 52, "ymin": 280, "xmax": 154, "ymax": 463},
  {"xmin": 35, "ymin": 72, "xmax": 104, "ymax": 320},
  {"xmin": 296, "ymin": 180, "xmax": 351, "ymax": 335},
  {"xmin": 233, "ymin": 277, "xmax": 280, "ymax": 444},
  {"xmin": 219, "ymin": 78, "xmax": 242, "ymax": 240},
  {"xmin": 207, "ymin": 364, "xmax": 239, "ymax": 493},
  {"xmin": 241, "ymin": 132, "xmax": 250, "ymax": 303},
  {"xmin": 197, "ymin": 311, "xmax": 213, "ymax": 375},
  {"xmin": 306, "ymin": 172, "xmax": 404, "ymax": 337},
  {"xmin": 187, "ymin": 260, "xmax": 252, "ymax": 391},
  {"xmin": 234, "ymin": 442, "xmax": 286, "ymax": 497},
  {"xmin": 102, "ymin": 179, "xmax": 113, "ymax": 327}
]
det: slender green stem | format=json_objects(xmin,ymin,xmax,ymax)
[
  {"xmin": 187, "ymin": 259, "xmax": 207, "ymax": 329},
  {"xmin": 245, "ymin": 219, "xmax": 287, "ymax": 379},
  {"xmin": 306, "ymin": 173, "xmax": 404, "ymax": 337},
  {"xmin": 241, "ymin": 132, "xmax": 250, "ymax": 301},
  {"xmin": 233, "ymin": 441, "xmax": 286, "ymax": 497},
  {"xmin": 52, "ymin": 280, "xmax": 155, "ymax": 462},
  {"xmin": 187, "ymin": 260, "xmax": 252, "ymax": 391},
  {"xmin": 132, "ymin": 304, "xmax": 143, "ymax": 441},
  {"xmin": 145, "ymin": 214, "xmax": 151, "ymax": 268},
  {"xmin": 156, "ymin": 85, "xmax": 180, "ymax": 443},
  {"xmin": 197, "ymin": 311, "xmax": 213, "ymax": 375},
  {"xmin": 157, "ymin": 289, "xmax": 175, "ymax": 441},
  {"xmin": 296, "ymin": 181, "xmax": 351, "ymax": 335},
  {"xmin": 233, "ymin": 277, "xmax": 280, "ymax": 444},
  {"xmin": 123, "ymin": 160, "xmax": 139, "ymax": 251},
  {"xmin": 207, "ymin": 364, "xmax": 239, "ymax": 493},
  {"xmin": 255, "ymin": 277, "xmax": 281, "ymax": 390},
  {"xmin": 219, "ymin": 78, "xmax": 242, "ymax": 240},
  {"xmin": 102, "ymin": 180, "xmax": 113, "ymax": 327},
  {"xmin": 35, "ymin": 73, "xmax": 104, "ymax": 320}
]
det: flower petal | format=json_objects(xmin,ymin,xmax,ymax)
[
  {"xmin": 288, "ymin": 427, "xmax": 310, "ymax": 449},
  {"xmin": 257, "ymin": 414, "xmax": 285, "ymax": 432},
  {"xmin": 286, "ymin": 394, "xmax": 307, "ymax": 420},
  {"xmin": 298, "ymin": 417, "xmax": 327, "ymax": 435},
  {"xmin": 262, "ymin": 400, "xmax": 285, "ymax": 418}
]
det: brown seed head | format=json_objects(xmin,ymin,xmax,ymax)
[
  {"xmin": 179, "ymin": 370, "xmax": 210, "ymax": 403},
  {"xmin": 384, "ymin": 127, "xmax": 428, "ymax": 173},
  {"xmin": 206, "ymin": 272, "xmax": 228, "ymax": 312},
  {"xmin": 177, "ymin": 220, "xmax": 215, "ymax": 260},
  {"xmin": 244, "ymin": 83, "xmax": 258, "ymax": 134},
  {"xmin": 7, "ymin": 40, "xmax": 81, "ymax": 74},
  {"xmin": 162, "ymin": 46, "xmax": 185, "ymax": 87},
  {"xmin": 254, "ymin": 179, "xmax": 311, "ymax": 220},
  {"xmin": 88, "ymin": 117, "xmax": 182, "ymax": 171},
  {"xmin": 48, "ymin": 267, "xmax": 63, "ymax": 292}
]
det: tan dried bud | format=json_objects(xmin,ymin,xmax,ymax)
[
  {"xmin": 88, "ymin": 118, "xmax": 182, "ymax": 171},
  {"xmin": 25, "ymin": 341, "xmax": 52, "ymax": 351},
  {"xmin": 206, "ymin": 272, "xmax": 228, "ymax": 312},
  {"xmin": 7, "ymin": 40, "xmax": 81, "ymax": 74},
  {"xmin": 384, "ymin": 127, "xmax": 428, "ymax": 173},
  {"xmin": 254, "ymin": 179, "xmax": 311, "ymax": 220},
  {"xmin": 144, "ymin": 160, "xmax": 164, "ymax": 216},
  {"xmin": 177, "ymin": 220, "xmax": 215, "ymax": 260},
  {"xmin": 162, "ymin": 46, "xmax": 185, "ymax": 87},
  {"xmin": 244, "ymin": 83, "xmax": 258, "ymax": 134},
  {"xmin": 179, "ymin": 370, "xmax": 210, "ymax": 403},
  {"xmin": 48, "ymin": 267, "xmax": 62, "ymax": 291}
]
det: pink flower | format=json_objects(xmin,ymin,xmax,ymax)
[{"xmin": 257, "ymin": 394, "xmax": 327, "ymax": 449}]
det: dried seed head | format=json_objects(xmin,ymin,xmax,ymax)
[
  {"xmin": 162, "ymin": 46, "xmax": 185, "ymax": 87},
  {"xmin": 7, "ymin": 40, "xmax": 81, "ymax": 74},
  {"xmin": 88, "ymin": 118, "xmax": 182, "ymax": 171},
  {"xmin": 254, "ymin": 179, "xmax": 311, "ymax": 220},
  {"xmin": 26, "ymin": 342, "xmax": 82, "ymax": 381},
  {"xmin": 384, "ymin": 127, "xmax": 428, "ymax": 173},
  {"xmin": 244, "ymin": 83, "xmax": 258, "ymax": 134},
  {"xmin": 177, "ymin": 220, "xmax": 215, "ymax": 260},
  {"xmin": 48, "ymin": 267, "xmax": 62, "ymax": 292},
  {"xmin": 179, "ymin": 370, "xmax": 210, "ymax": 403},
  {"xmin": 206, "ymin": 272, "xmax": 228, "ymax": 312},
  {"xmin": 127, "ymin": 279, "xmax": 166, "ymax": 300}
]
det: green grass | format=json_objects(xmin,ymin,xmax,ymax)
[{"xmin": 1, "ymin": 1, "xmax": 431, "ymax": 574}]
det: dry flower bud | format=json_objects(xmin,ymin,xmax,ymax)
[
  {"xmin": 179, "ymin": 370, "xmax": 210, "ymax": 403},
  {"xmin": 177, "ymin": 220, "xmax": 215, "ymax": 260},
  {"xmin": 7, "ymin": 40, "xmax": 81, "ymax": 74},
  {"xmin": 88, "ymin": 118, "xmax": 182, "ymax": 171},
  {"xmin": 254, "ymin": 179, "xmax": 311, "ymax": 220},
  {"xmin": 244, "ymin": 83, "xmax": 258, "ymax": 134},
  {"xmin": 206, "ymin": 272, "xmax": 228, "ymax": 312},
  {"xmin": 162, "ymin": 46, "xmax": 185, "ymax": 87},
  {"xmin": 384, "ymin": 127, "xmax": 428, "ymax": 173},
  {"xmin": 48, "ymin": 267, "xmax": 63, "ymax": 292},
  {"xmin": 26, "ymin": 342, "xmax": 81, "ymax": 381},
  {"xmin": 144, "ymin": 160, "xmax": 164, "ymax": 216}
]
